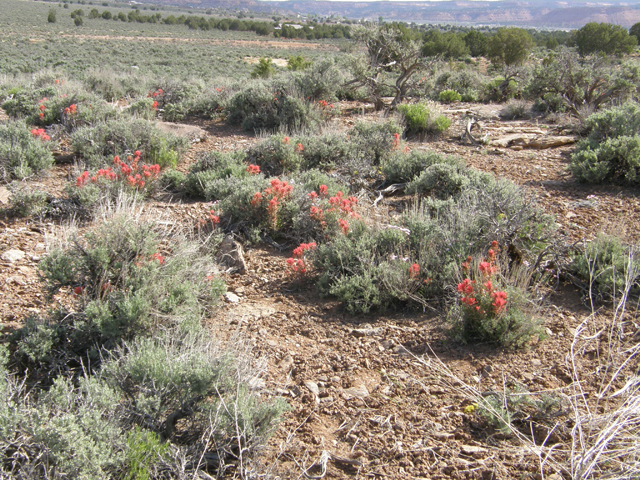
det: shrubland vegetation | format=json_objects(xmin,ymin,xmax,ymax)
[{"xmin": 1, "ymin": 0, "xmax": 639, "ymax": 477}]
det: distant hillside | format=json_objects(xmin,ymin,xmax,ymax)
[{"xmin": 142, "ymin": 0, "xmax": 640, "ymax": 28}]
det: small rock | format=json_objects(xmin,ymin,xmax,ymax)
[
  {"xmin": 0, "ymin": 186, "xmax": 10, "ymax": 205},
  {"xmin": 1, "ymin": 249, "xmax": 25, "ymax": 263},
  {"xmin": 352, "ymin": 327, "xmax": 383, "ymax": 337},
  {"xmin": 565, "ymin": 211, "xmax": 577, "ymax": 219},
  {"xmin": 330, "ymin": 376, "xmax": 341, "ymax": 383},
  {"xmin": 343, "ymin": 384, "xmax": 369, "ymax": 399},
  {"xmin": 223, "ymin": 292, "xmax": 241, "ymax": 303},
  {"xmin": 304, "ymin": 381, "xmax": 320, "ymax": 396},
  {"xmin": 275, "ymin": 388, "xmax": 289, "ymax": 396},
  {"xmin": 460, "ymin": 445, "xmax": 488, "ymax": 455},
  {"xmin": 278, "ymin": 355, "xmax": 294, "ymax": 372},
  {"xmin": 35, "ymin": 243, "xmax": 46, "ymax": 252},
  {"xmin": 531, "ymin": 358, "xmax": 542, "ymax": 366},
  {"xmin": 218, "ymin": 235, "xmax": 247, "ymax": 274}
]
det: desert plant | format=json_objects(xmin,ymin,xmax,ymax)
[
  {"xmin": 7, "ymin": 181, "xmax": 48, "ymax": 217},
  {"xmin": 438, "ymin": 89, "xmax": 461, "ymax": 104},
  {"xmin": 449, "ymin": 243, "xmax": 543, "ymax": 347},
  {"xmin": 71, "ymin": 118, "xmax": 188, "ymax": 168},
  {"xmin": 570, "ymin": 233, "xmax": 640, "ymax": 305},
  {"xmin": 570, "ymin": 103, "xmax": 640, "ymax": 184},
  {"xmin": 251, "ymin": 57, "xmax": 276, "ymax": 79},
  {"xmin": 382, "ymin": 149, "xmax": 461, "ymax": 184},
  {"xmin": 0, "ymin": 121, "xmax": 54, "ymax": 181},
  {"xmin": 397, "ymin": 102, "xmax": 450, "ymax": 136}
]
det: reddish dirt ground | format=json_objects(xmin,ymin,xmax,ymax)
[{"xmin": 1, "ymin": 105, "xmax": 638, "ymax": 479}]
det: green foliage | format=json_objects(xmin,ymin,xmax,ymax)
[
  {"xmin": 125, "ymin": 428, "xmax": 168, "ymax": 480},
  {"xmin": 251, "ymin": 57, "xmax": 276, "ymax": 79},
  {"xmin": 573, "ymin": 22, "xmax": 637, "ymax": 57},
  {"xmin": 71, "ymin": 118, "xmax": 188, "ymax": 168},
  {"xmin": 287, "ymin": 55, "xmax": 312, "ymax": 71},
  {"xmin": 434, "ymin": 69, "xmax": 487, "ymax": 103},
  {"xmin": 397, "ymin": 103, "xmax": 451, "ymax": 136},
  {"xmin": 422, "ymin": 30, "xmax": 469, "ymax": 59},
  {"xmin": 246, "ymin": 135, "xmax": 303, "ymax": 176},
  {"xmin": 500, "ymin": 100, "xmax": 530, "ymax": 120},
  {"xmin": 160, "ymin": 169, "xmax": 186, "ymax": 193},
  {"xmin": 226, "ymin": 82, "xmax": 321, "ymax": 132},
  {"xmin": 312, "ymin": 168, "xmax": 555, "ymax": 314},
  {"xmin": 571, "ymin": 103, "xmax": 640, "ymax": 184},
  {"xmin": 571, "ymin": 234, "xmax": 640, "ymax": 302},
  {"xmin": 382, "ymin": 149, "xmax": 461, "ymax": 184},
  {"xmin": 349, "ymin": 119, "xmax": 403, "ymax": 168},
  {"xmin": 464, "ymin": 30, "xmax": 488, "ymax": 57},
  {"xmin": 527, "ymin": 49, "xmax": 639, "ymax": 114},
  {"xmin": 0, "ymin": 121, "xmax": 54, "ymax": 181},
  {"xmin": 184, "ymin": 151, "xmax": 249, "ymax": 198},
  {"xmin": 630, "ymin": 22, "xmax": 640, "ymax": 42},
  {"xmin": 449, "ymin": 254, "xmax": 543, "ymax": 348},
  {"xmin": 406, "ymin": 162, "xmax": 493, "ymax": 199},
  {"xmin": 7, "ymin": 182, "xmax": 49, "ymax": 217},
  {"xmin": 27, "ymin": 214, "xmax": 225, "ymax": 373},
  {"xmin": 487, "ymin": 28, "xmax": 534, "ymax": 67},
  {"xmin": 438, "ymin": 89, "xmax": 462, "ymax": 104},
  {"xmin": 47, "ymin": 8, "xmax": 57, "ymax": 23},
  {"xmin": 485, "ymin": 76, "xmax": 520, "ymax": 102}
]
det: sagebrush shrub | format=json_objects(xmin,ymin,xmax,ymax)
[
  {"xmin": 0, "ymin": 121, "xmax": 54, "ymax": 180},
  {"xmin": 71, "ymin": 118, "xmax": 188, "ymax": 168},
  {"xmin": 571, "ymin": 233, "xmax": 640, "ymax": 302},
  {"xmin": 571, "ymin": 103, "xmax": 640, "ymax": 184},
  {"xmin": 25, "ymin": 213, "xmax": 225, "ymax": 373},
  {"xmin": 226, "ymin": 81, "xmax": 321, "ymax": 132},
  {"xmin": 382, "ymin": 149, "xmax": 461, "ymax": 184},
  {"xmin": 7, "ymin": 181, "xmax": 49, "ymax": 217}
]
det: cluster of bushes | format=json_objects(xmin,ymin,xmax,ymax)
[
  {"xmin": 0, "ymin": 208, "xmax": 286, "ymax": 478},
  {"xmin": 571, "ymin": 102, "xmax": 640, "ymax": 184}
]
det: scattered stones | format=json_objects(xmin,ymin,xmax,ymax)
[
  {"xmin": 277, "ymin": 355, "xmax": 294, "ymax": 372},
  {"xmin": 304, "ymin": 381, "xmax": 320, "ymax": 396},
  {"xmin": 352, "ymin": 327, "xmax": 383, "ymax": 337},
  {"xmin": 1, "ymin": 249, "xmax": 25, "ymax": 263},
  {"xmin": 343, "ymin": 384, "xmax": 369, "ymax": 399},
  {"xmin": 223, "ymin": 292, "xmax": 241, "ymax": 303},
  {"xmin": 0, "ymin": 186, "xmax": 10, "ymax": 205},
  {"xmin": 218, "ymin": 235, "xmax": 247, "ymax": 274}
]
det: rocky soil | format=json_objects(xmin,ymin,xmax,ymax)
[{"xmin": 1, "ymin": 104, "xmax": 638, "ymax": 479}]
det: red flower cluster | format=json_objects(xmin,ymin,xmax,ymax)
[
  {"xmin": 30, "ymin": 128, "xmax": 50, "ymax": 141},
  {"xmin": 151, "ymin": 252, "xmax": 165, "ymax": 265},
  {"xmin": 393, "ymin": 132, "xmax": 400, "ymax": 149},
  {"xmin": 457, "ymin": 242, "xmax": 507, "ymax": 317},
  {"xmin": 64, "ymin": 104, "xmax": 77, "ymax": 115},
  {"xmin": 409, "ymin": 263, "xmax": 420, "ymax": 278},
  {"xmin": 295, "ymin": 143, "xmax": 304, "ymax": 152},
  {"xmin": 38, "ymin": 98, "xmax": 47, "ymax": 120},
  {"xmin": 246, "ymin": 164, "xmax": 261, "ymax": 175},
  {"xmin": 76, "ymin": 154, "xmax": 161, "ymax": 190},
  {"xmin": 307, "ymin": 185, "xmax": 359, "ymax": 235},
  {"xmin": 286, "ymin": 242, "xmax": 316, "ymax": 274},
  {"xmin": 152, "ymin": 101, "xmax": 159, "ymax": 110},
  {"xmin": 251, "ymin": 178, "xmax": 294, "ymax": 230},
  {"xmin": 147, "ymin": 88, "xmax": 164, "ymax": 98},
  {"xmin": 282, "ymin": 136, "xmax": 290, "ymax": 144}
]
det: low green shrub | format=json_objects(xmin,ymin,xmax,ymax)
[
  {"xmin": 184, "ymin": 151, "xmax": 250, "ymax": 198},
  {"xmin": 570, "ymin": 233, "xmax": 640, "ymax": 302},
  {"xmin": 160, "ymin": 169, "xmax": 186, "ymax": 193},
  {"xmin": 0, "ymin": 121, "xmax": 54, "ymax": 181},
  {"xmin": 348, "ymin": 119, "xmax": 403, "ymax": 168},
  {"xmin": 7, "ymin": 182, "xmax": 49, "ymax": 217},
  {"xmin": 23, "ymin": 213, "xmax": 225, "ymax": 373},
  {"xmin": 382, "ymin": 149, "xmax": 461, "ymax": 184},
  {"xmin": 226, "ymin": 82, "xmax": 321, "ymax": 132},
  {"xmin": 397, "ymin": 103, "xmax": 451, "ymax": 136},
  {"xmin": 570, "ymin": 103, "xmax": 640, "ymax": 184},
  {"xmin": 70, "ymin": 119, "xmax": 188, "ymax": 169},
  {"xmin": 245, "ymin": 135, "xmax": 303, "ymax": 176},
  {"xmin": 406, "ymin": 162, "xmax": 494, "ymax": 199},
  {"xmin": 438, "ymin": 89, "xmax": 462, "ymax": 103},
  {"xmin": 500, "ymin": 100, "xmax": 530, "ymax": 120},
  {"xmin": 311, "ymin": 172, "xmax": 555, "ymax": 314}
]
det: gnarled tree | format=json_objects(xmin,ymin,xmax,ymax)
[{"xmin": 347, "ymin": 23, "xmax": 436, "ymax": 110}]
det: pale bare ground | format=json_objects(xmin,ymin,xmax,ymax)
[
  {"xmin": 244, "ymin": 56, "xmax": 289, "ymax": 66},
  {"xmin": 49, "ymin": 33, "xmax": 340, "ymax": 50}
]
